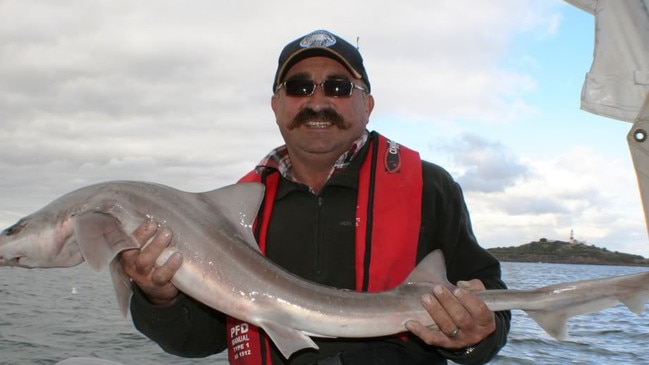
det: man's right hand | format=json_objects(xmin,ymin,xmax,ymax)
[{"xmin": 119, "ymin": 220, "xmax": 183, "ymax": 306}]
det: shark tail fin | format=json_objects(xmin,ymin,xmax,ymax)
[{"xmin": 520, "ymin": 272, "xmax": 649, "ymax": 340}]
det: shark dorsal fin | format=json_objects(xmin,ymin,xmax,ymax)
[
  {"xmin": 403, "ymin": 249, "xmax": 453, "ymax": 287},
  {"xmin": 198, "ymin": 182, "xmax": 265, "ymax": 251}
]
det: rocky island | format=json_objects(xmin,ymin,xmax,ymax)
[{"xmin": 487, "ymin": 239, "xmax": 649, "ymax": 266}]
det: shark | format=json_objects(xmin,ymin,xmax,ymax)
[{"xmin": 1, "ymin": 181, "xmax": 648, "ymax": 359}]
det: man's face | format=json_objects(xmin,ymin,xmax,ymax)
[{"xmin": 271, "ymin": 56, "xmax": 374, "ymax": 162}]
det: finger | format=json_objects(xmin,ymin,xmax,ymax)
[
  {"xmin": 151, "ymin": 252, "xmax": 183, "ymax": 285},
  {"xmin": 457, "ymin": 279, "xmax": 486, "ymax": 291},
  {"xmin": 133, "ymin": 220, "xmax": 158, "ymax": 246},
  {"xmin": 430, "ymin": 286, "xmax": 470, "ymax": 332},
  {"xmin": 406, "ymin": 288, "xmax": 473, "ymax": 349},
  {"xmin": 452, "ymin": 287, "xmax": 493, "ymax": 326},
  {"xmin": 405, "ymin": 318, "xmax": 465, "ymax": 350},
  {"xmin": 135, "ymin": 228, "xmax": 173, "ymax": 274},
  {"xmin": 410, "ymin": 284, "xmax": 496, "ymax": 348},
  {"xmin": 118, "ymin": 221, "xmax": 157, "ymax": 266},
  {"xmin": 412, "ymin": 287, "xmax": 465, "ymax": 344},
  {"xmin": 405, "ymin": 320, "xmax": 445, "ymax": 344}
]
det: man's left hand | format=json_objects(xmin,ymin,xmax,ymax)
[{"xmin": 405, "ymin": 279, "xmax": 495, "ymax": 350}]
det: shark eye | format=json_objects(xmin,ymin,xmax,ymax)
[{"xmin": 2, "ymin": 221, "xmax": 25, "ymax": 236}]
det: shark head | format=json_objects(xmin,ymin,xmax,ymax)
[{"xmin": 0, "ymin": 208, "xmax": 84, "ymax": 268}]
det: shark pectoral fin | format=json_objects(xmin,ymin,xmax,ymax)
[
  {"xmin": 72, "ymin": 211, "xmax": 140, "ymax": 271},
  {"xmin": 260, "ymin": 321, "xmax": 319, "ymax": 359},
  {"xmin": 73, "ymin": 211, "xmax": 139, "ymax": 317},
  {"xmin": 620, "ymin": 291, "xmax": 649, "ymax": 315},
  {"xmin": 109, "ymin": 258, "xmax": 133, "ymax": 317},
  {"xmin": 525, "ymin": 311, "xmax": 569, "ymax": 340}
]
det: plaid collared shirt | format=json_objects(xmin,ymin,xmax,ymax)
[{"xmin": 254, "ymin": 131, "xmax": 369, "ymax": 185}]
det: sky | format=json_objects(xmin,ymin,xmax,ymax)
[{"xmin": 1, "ymin": 0, "xmax": 647, "ymax": 256}]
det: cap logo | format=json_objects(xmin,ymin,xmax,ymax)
[{"xmin": 299, "ymin": 30, "xmax": 337, "ymax": 49}]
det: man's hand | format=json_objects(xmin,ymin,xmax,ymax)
[
  {"xmin": 118, "ymin": 220, "xmax": 183, "ymax": 306},
  {"xmin": 405, "ymin": 279, "xmax": 495, "ymax": 350}
]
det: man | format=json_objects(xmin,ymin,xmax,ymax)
[{"xmin": 120, "ymin": 30, "xmax": 510, "ymax": 365}]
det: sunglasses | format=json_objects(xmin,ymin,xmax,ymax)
[{"xmin": 276, "ymin": 79, "xmax": 368, "ymax": 97}]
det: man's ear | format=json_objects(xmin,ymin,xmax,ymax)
[
  {"xmin": 365, "ymin": 93, "xmax": 375, "ymax": 115},
  {"xmin": 271, "ymin": 94, "xmax": 278, "ymax": 114}
]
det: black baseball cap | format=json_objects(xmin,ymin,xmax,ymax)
[{"xmin": 273, "ymin": 30, "xmax": 371, "ymax": 93}]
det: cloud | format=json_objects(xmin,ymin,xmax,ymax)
[
  {"xmin": 460, "ymin": 143, "xmax": 647, "ymax": 254},
  {"xmin": 446, "ymin": 133, "xmax": 530, "ymax": 193},
  {"xmin": 0, "ymin": 0, "xmax": 559, "ymax": 180},
  {"xmin": 4, "ymin": 0, "xmax": 646, "ymax": 257}
]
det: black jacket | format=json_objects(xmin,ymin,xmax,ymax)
[{"xmin": 130, "ymin": 133, "xmax": 510, "ymax": 364}]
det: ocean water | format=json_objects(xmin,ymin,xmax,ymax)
[{"xmin": 1, "ymin": 262, "xmax": 648, "ymax": 365}]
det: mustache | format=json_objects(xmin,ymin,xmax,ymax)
[{"xmin": 288, "ymin": 108, "xmax": 348, "ymax": 130}]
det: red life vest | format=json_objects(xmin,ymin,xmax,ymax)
[{"xmin": 226, "ymin": 132, "xmax": 423, "ymax": 364}]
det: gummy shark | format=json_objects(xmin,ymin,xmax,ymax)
[{"xmin": 1, "ymin": 181, "xmax": 648, "ymax": 359}]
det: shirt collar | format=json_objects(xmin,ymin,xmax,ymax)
[{"xmin": 255, "ymin": 130, "xmax": 369, "ymax": 183}]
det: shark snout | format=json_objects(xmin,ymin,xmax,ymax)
[{"xmin": 0, "ymin": 253, "xmax": 23, "ymax": 267}]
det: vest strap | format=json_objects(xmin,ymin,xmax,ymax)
[{"xmin": 228, "ymin": 132, "xmax": 423, "ymax": 364}]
